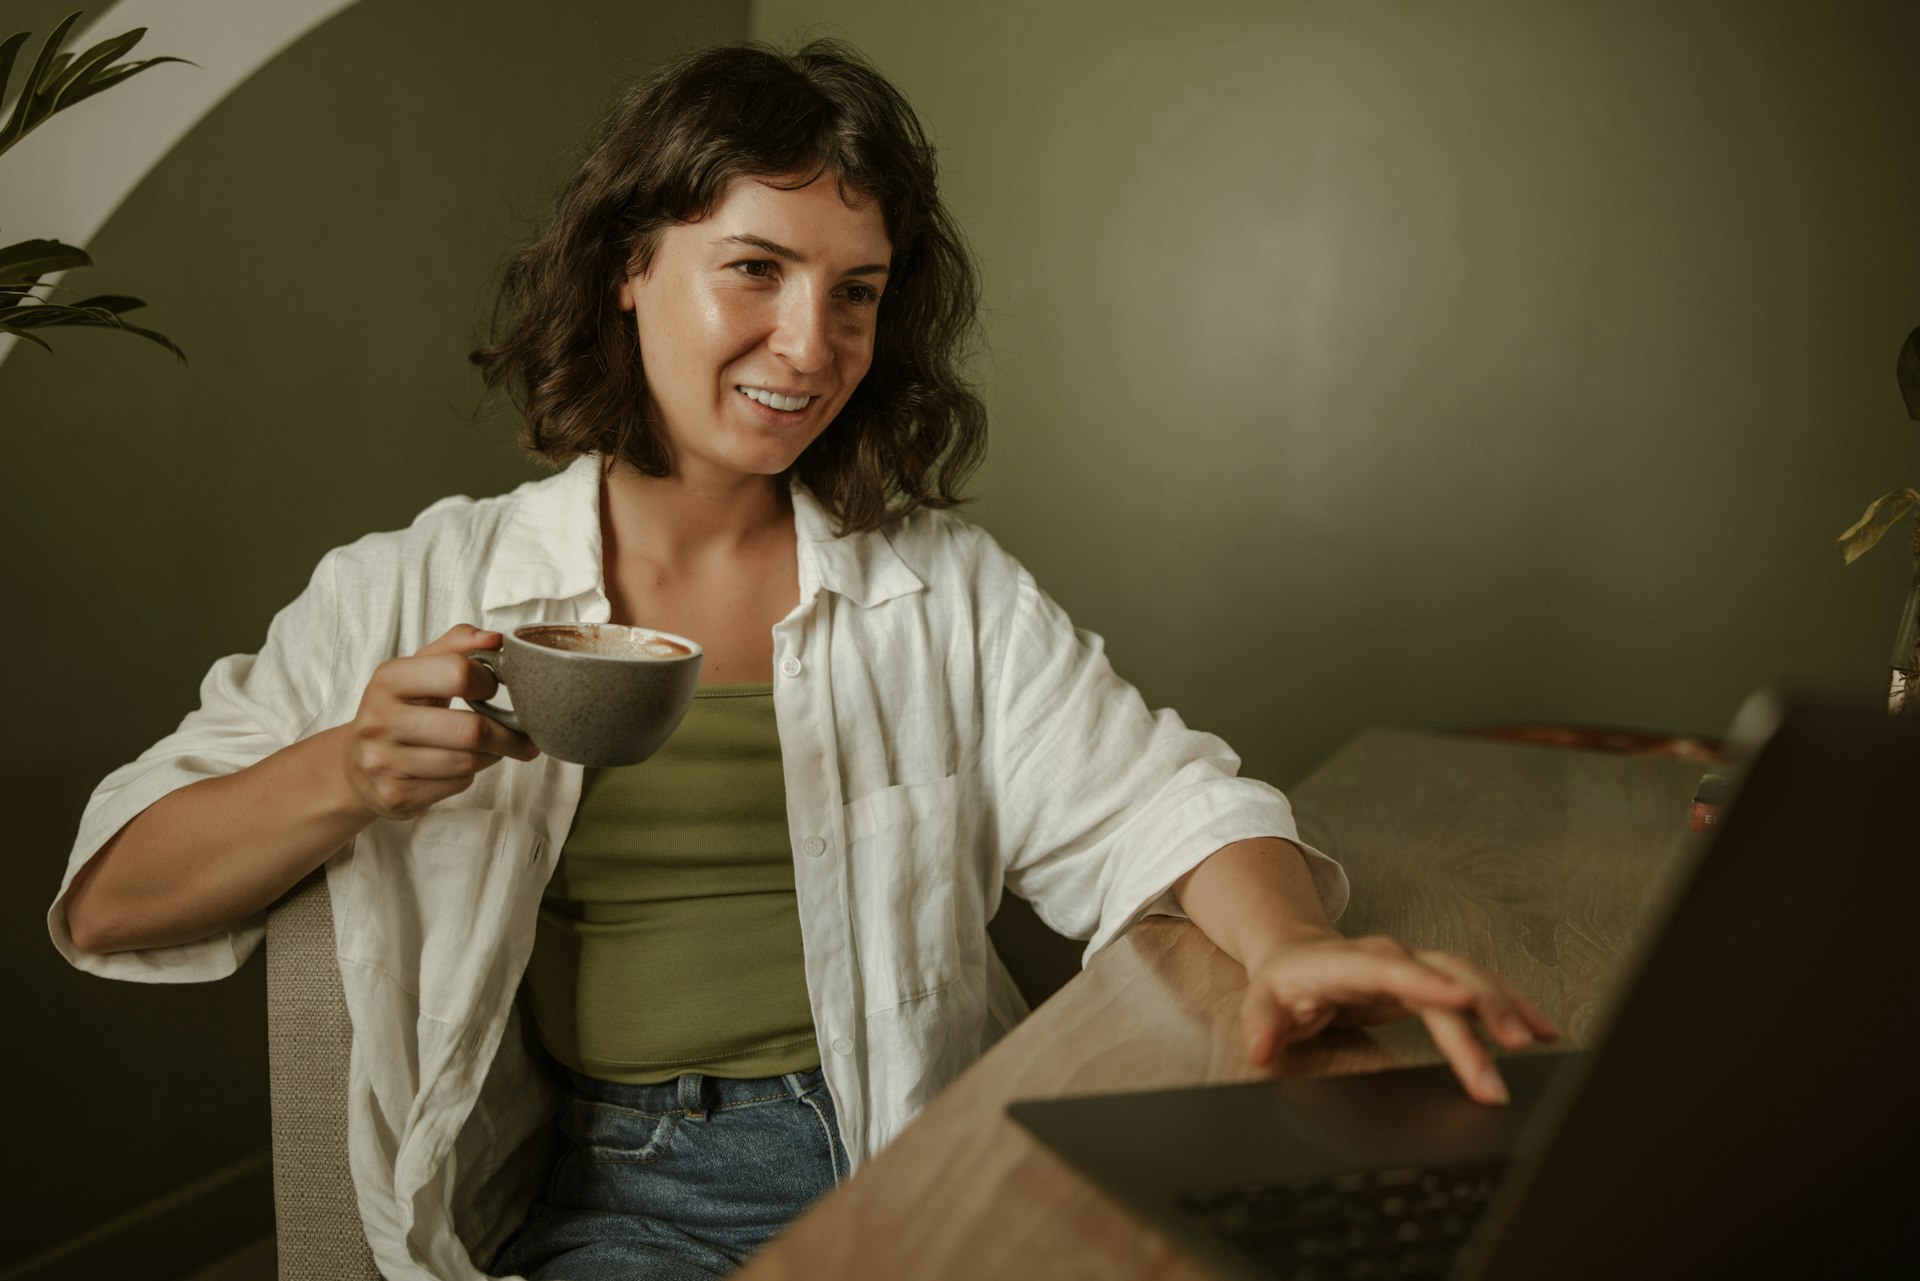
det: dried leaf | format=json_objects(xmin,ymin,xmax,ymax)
[{"xmin": 1837, "ymin": 488, "xmax": 1920, "ymax": 564}]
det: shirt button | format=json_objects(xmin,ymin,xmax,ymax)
[
  {"xmin": 831, "ymin": 1036, "xmax": 853, "ymax": 1056},
  {"xmin": 801, "ymin": 836, "xmax": 827, "ymax": 858},
  {"xmin": 780, "ymin": 655, "xmax": 803, "ymax": 677}
]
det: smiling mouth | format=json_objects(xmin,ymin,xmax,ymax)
[{"xmin": 736, "ymin": 385, "xmax": 815, "ymax": 412}]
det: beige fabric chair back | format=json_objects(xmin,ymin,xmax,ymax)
[{"xmin": 266, "ymin": 870, "xmax": 381, "ymax": 1281}]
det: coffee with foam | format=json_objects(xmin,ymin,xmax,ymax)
[{"xmin": 519, "ymin": 624, "xmax": 693, "ymax": 660}]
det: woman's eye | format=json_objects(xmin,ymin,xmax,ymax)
[
  {"xmin": 732, "ymin": 260, "xmax": 776, "ymax": 279},
  {"xmin": 842, "ymin": 283, "xmax": 880, "ymax": 306}
]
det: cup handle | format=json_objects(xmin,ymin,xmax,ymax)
[{"xmin": 462, "ymin": 649, "xmax": 525, "ymax": 734}]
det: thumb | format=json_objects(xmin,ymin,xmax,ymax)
[{"xmin": 1241, "ymin": 981, "xmax": 1293, "ymax": 1067}]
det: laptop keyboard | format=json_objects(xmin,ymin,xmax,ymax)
[{"xmin": 1176, "ymin": 1162, "xmax": 1504, "ymax": 1281}]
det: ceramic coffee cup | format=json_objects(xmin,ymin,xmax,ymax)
[{"xmin": 463, "ymin": 623, "xmax": 703, "ymax": 766}]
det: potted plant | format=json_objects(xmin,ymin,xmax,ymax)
[
  {"xmin": 0, "ymin": 11, "xmax": 185, "ymax": 360},
  {"xmin": 1836, "ymin": 326, "xmax": 1920, "ymax": 713}
]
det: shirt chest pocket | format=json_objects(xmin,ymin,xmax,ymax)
[{"xmin": 842, "ymin": 774, "xmax": 962, "ymax": 1013}]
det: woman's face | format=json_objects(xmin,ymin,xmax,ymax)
[{"xmin": 618, "ymin": 173, "xmax": 892, "ymax": 484}]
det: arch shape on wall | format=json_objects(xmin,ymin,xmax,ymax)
[{"xmin": 1, "ymin": 0, "xmax": 361, "ymax": 367}]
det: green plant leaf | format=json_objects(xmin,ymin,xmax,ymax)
[
  {"xmin": 0, "ymin": 31, "xmax": 31, "ymax": 105},
  {"xmin": 0, "ymin": 15, "xmax": 187, "ymax": 159},
  {"xmin": 0, "ymin": 297, "xmax": 136, "ymax": 326},
  {"xmin": 0, "ymin": 237, "xmax": 92, "ymax": 285},
  {"xmin": 0, "ymin": 298, "xmax": 185, "ymax": 362},
  {"xmin": 0, "ymin": 321, "xmax": 54, "ymax": 352},
  {"xmin": 59, "ymin": 293, "xmax": 146, "ymax": 315},
  {"xmin": 65, "ymin": 53, "xmax": 193, "ymax": 103},
  {"xmin": 41, "ymin": 50, "xmax": 75, "ymax": 88},
  {"xmin": 1837, "ymin": 488, "xmax": 1920, "ymax": 564},
  {"xmin": 46, "ymin": 31, "xmax": 190, "ymax": 117},
  {"xmin": 80, "ymin": 291, "xmax": 140, "ymax": 308},
  {"xmin": 0, "ymin": 12, "xmax": 82, "ymax": 151},
  {"xmin": 43, "ymin": 29, "xmax": 143, "ymax": 102},
  {"xmin": 1898, "ymin": 325, "xmax": 1920, "ymax": 421}
]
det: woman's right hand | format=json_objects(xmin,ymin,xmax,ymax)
[{"xmin": 343, "ymin": 624, "xmax": 539, "ymax": 819}]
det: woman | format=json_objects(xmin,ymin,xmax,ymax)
[{"xmin": 51, "ymin": 41, "xmax": 1555, "ymax": 1281}]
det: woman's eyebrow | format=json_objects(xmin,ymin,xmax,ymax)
[{"xmin": 719, "ymin": 233, "xmax": 889, "ymax": 277}]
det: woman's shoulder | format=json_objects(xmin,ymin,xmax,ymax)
[
  {"xmin": 857, "ymin": 506, "xmax": 1049, "ymax": 642},
  {"xmin": 876, "ymin": 503, "xmax": 1027, "ymax": 586},
  {"xmin": 326, "ymin": 461, "xmax": 590, "ymax": 582}
]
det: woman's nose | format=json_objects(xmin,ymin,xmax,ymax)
[{"xmin": 768, "ymin": 289, "xmax": 830, "ymax": 373}]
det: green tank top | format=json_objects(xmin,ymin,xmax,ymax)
[{"xmin": 522, "ymin": 683, "xmax": 820, "ymax": 1082}]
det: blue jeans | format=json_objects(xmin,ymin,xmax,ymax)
[{"xmin": 492, "ymin": 1067, "xmax": 850, "ymax": 1280}]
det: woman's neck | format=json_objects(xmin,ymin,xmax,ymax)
[
  {"xmin": 596, "ymin": 455, "xmax": 800, "ymax": 685},
  {"xmin": 599, "ymin": 455, "xmax": 792, "ymax": 568}
]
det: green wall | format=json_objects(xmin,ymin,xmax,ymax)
[
  {"xmin": 0, "ymin": 0, "xmax": 746, "ymax": 1273},
  {"xmin": 753, "ymin": 0, "xmax": 1920, "ymax": 787}
]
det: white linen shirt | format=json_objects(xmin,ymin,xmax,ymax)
[{"xmin": 50, "ymin": 455, "xmax": 1348, "ymax": 1280}]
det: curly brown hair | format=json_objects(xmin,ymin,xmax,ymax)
[{"xmin": 472, "ymin": 40, "xmax": 986, "ymax": 535}]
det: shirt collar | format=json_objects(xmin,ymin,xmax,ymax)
[
  {"xmin": 482, "ymin": 454, "xmax": 924, "ymax": 613},
  {"xmin": 481, "ymin": 455, "xmax": 605, "ymax": 614},
  {"xmin": 791, "ymin": 481, "xmax": 926, "ymax": 609}
]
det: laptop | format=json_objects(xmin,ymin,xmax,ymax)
[{"xmin": 1008, "ymin": 695, "xmax": 1916, "ymax": 1280}]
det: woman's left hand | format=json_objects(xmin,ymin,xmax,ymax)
[{"xmin": 1239, "ymin": 932, "xmax": 1561, "ymax": 1105}]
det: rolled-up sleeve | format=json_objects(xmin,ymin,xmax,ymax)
[
  {"xmin": 49, "ymin": 551, "xmax": 342, "ymax": 982},
  {"xmin": 988, "ymin": 565, "xmax": 1348, "ymax": 963}
]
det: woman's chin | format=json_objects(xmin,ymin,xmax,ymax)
[
  {"xmin": 726, "ymin": 430, "xmax": 828, "ymax": 479},
  {"xmin": 670, "ymin": 444, "xmax": 812, "ymax": 487}
]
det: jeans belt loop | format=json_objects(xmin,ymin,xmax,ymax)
[{"xmin": 679, "ymin": 1072, "xmax": 708, "ymax": 1121}]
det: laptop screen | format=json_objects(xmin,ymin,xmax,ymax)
[{"xmin": 1468, "ymin": 696, "xmax": 1919, "ymax": 1280}]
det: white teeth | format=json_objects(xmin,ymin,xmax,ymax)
[{"xmin": 738, "ymin": 386, "xmax": 812, "ymax": 412}]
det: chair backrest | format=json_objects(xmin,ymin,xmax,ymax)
[{"xmin": 265, "ymin": 870, "xmax": 380, "ymax": 1281}]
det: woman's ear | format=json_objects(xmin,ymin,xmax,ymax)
[{"xmin": 617, "ymin": 276, "xmax": 637, "ymax": 312}]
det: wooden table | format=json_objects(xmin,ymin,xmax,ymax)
[{"xmin": 735, "ymin": 729, "xmax": 1710, "ymax": 1280}]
